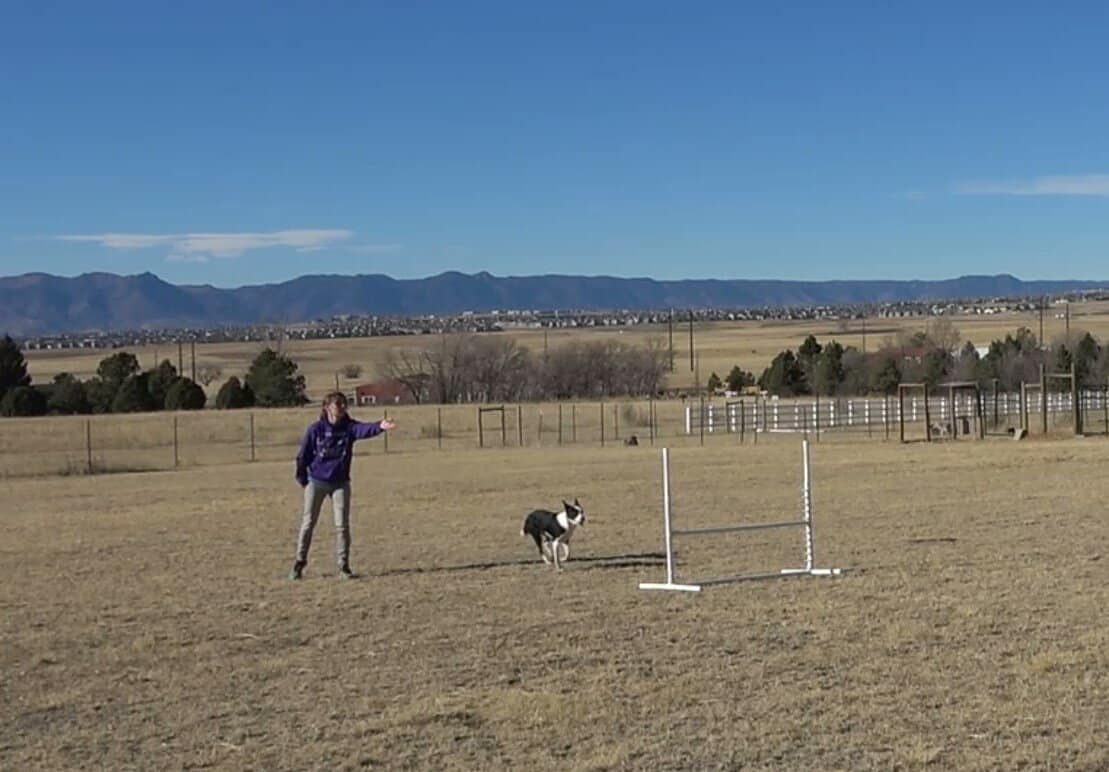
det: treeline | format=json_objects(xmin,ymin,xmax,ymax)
[
  {"xmin": 381, "ymin": 334, "xmax": 669, "ymax": 403},
  {"xmin": 750, "ymin": 320, "xmax": 1109, "ymax": 397},
  {"xmin": 0, "ymin": 337, "xmax": 308, "ymax": 417}
]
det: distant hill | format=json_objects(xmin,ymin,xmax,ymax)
[{"xmin": 1, "ymin": 270, "xmax": 1106, "ymax": 336}]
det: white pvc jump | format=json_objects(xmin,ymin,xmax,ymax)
[{"xmin": 639, "ymin": 440, "xmax": 841, "ymax": 592}]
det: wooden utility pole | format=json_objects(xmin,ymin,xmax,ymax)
[
  {"xmin": 668, "ymin": 309, "xmax": 674, "ymax": 372},
  {"xmin": 1039, "ymin": 296, "xmax": 1045, "ymax": 346},
  {"xmin": 688, "ymin": 310, "xmax": 694, "ymax": 372}
]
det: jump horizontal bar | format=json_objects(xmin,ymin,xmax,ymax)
[
  {"xmin": 638, "ymin": 582, "xmax": 702, "ymax": 592},
  {"xmin": 696, "ymin": 568, "xmax": 841, "ymax": 586},
  {"xmin": 672, "ymin": 519, "xmax": 807, "ymax": 536}
]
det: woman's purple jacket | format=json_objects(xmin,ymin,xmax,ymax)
[{"xmin": 295, "ymin": 416, "xmax": 383, "ymax": 485}]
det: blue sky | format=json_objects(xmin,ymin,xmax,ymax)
[{"xmin": 3, "ymin": 2, "xmax": 1109, "ymax": 287}]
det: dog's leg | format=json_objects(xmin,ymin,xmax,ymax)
[
  {"xmin": 535, "ymin": 533, "xmax": 551, "ymax": 564},
  {"xmin": 552, "ymin": 537, "xmax": 563, "ymax": 570}
]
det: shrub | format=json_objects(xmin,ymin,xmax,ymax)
[{"xmin": 165, "ymin": 378, "xmax": 207, "ymax": 410}]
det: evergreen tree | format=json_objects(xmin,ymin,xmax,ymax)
[
  {"xmin": 706, "ymin": 372, "xmax": 722, "ymax": 392},
  {"xmin": 1051, "ymin": 343, "xmax": 1072, "ymax": 378},
  {"xmin": 164, "ymin": 378, "xmax": 207, "ymax": 410},
  {"xmin": 921, "ymin": 348, "xmax": 952, "ymax": 388},
  {"xmin": 758, "ymin": 350, "xmax": 807, "ymax": 396},
  {"xmin": 215, "ymin": 376, "xmax": 255, "ymax": 409},
  {"xmin": 811, "ymin": 342, "xmax": 845, "ymax": 396},
  {"xmin": 797, "ymin": 334, "xmax": 822, "ymax": 385},
  {"xmin": 245, "ymin": 348, "xmax": 307, "ymax": 407},
  {"xmin": 1074, "ymin": 332, "xmax": 1100, "ymax": 384},
  {"xmin": 0, "ymin": 385, "xmax": 48, "ymax": 417},
  {"xmin": 84, "ymin": 377, "xmax": 115, "ymax": 414},
  {"xmin": 147, "ymin": 359, "xmax": 180, "ymax": 409},
  {"xmin": 725, "ymin": 365, "xmax": 755, "ymax": 392},
  {"xmin": 97, "ymin": 351, "xmax": 140, "ymax": 390},
  {"xmin": 869, "ymin": 356, "xmax": 901, "ymax": 395},
  {"xmin": 48, "ymin": 373, "xmax": 91, "ymax": 414},
  {"xmin": 111, "ymin": 372, "xmax": 156, "ymax": 413},
  {"xmin": 0, "ymin": 334, "xmax": 31, "ymax": 401}
]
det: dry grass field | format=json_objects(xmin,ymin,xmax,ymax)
[
  {"xmin": 5, "ymin": 431, "xmax": 1109, "ymax": 770},
  {"xmin": 23, "ymin": 300, "xmax": 1109, "ymax": 401}
]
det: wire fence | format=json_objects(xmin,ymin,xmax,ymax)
[{"xmin": 1, "ymin": 390, "xmax": 1105, "ymax": 479}]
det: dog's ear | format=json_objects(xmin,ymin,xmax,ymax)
[
  {"xmin": 574, "ymin": 497, "xmax": 581, "ymax": 507},
  {"xmin": 562, "ymin": 499, "xmax": 570, "ymax": 510}
]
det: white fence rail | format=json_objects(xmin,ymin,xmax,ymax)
[{"xmin": 684, "ymin": 390, "xmax": 1106, "ymax": 436}]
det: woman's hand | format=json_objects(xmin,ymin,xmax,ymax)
[{"xmin": 380, "ymin": 418, "xmax": 397, "ymax": 431}]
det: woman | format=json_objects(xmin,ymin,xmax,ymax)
[{"xmin": 290, "ymin": 391, "xmax": 395, "ymax": 580}]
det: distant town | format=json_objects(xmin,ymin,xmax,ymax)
[{"xmin": 17, "ymin": 291, "xmax": 1104, "ymax": 352}]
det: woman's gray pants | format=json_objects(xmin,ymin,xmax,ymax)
[{"xmin": 295, "ymin": 480, "xmax": 352, "ymax": 568}]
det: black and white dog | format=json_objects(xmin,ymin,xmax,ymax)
[{"xmin": 521, "ymin": 499, "xmax": 586, "ymax": 570}]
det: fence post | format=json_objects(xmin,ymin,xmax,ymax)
[
  {"xmin": 1020, "ymin": 382, "xmax": 1027, "ymax": 431},
  {"xmin": 699, "ymin": 395, "xmax": 705, "ymax": 446},
  {"xmin": 86, "ymin": 419, "xmax": 93, "ymax": 474},
  {"xmin": 537, "ymin": 410, "xmax": 543, "ymax": 447},
  {"xmin": 1070, "ymin": 362, "xmax": 1080, "ymax": 435},
  {"xmin": 600, "ymin": 402, "xmax": 605, "ymax": 447},
  {"xmin": 1040, "ymin": 364, "xmax": 1048, "ymax": 434},
  {"xmin": 438, "ymin": 407, "xmax": 443, "ymax": 449},
  {"xmin": 1104, "ymin": 379, "xmax": 1109, "ymax": 436},
  {"xmin": 649, "ymin": 397, "xmax": 655, "ymax": 445},
  {"xmin": 518, "ymin": 404, "xmax": 524, "ymax": 446},
  {"xmin": 898, "ymin": 389, "xmax": 905, "ymax": 443},
  {"xmin": 500, "ymin": 406, "xmax": 506, "ymax": 447},
  {"xmin": 249, "ymin": 413, "xmax": 256, "ymax": 461},
  {"xmin": 924, "ymin": 384, "xmax": 932, "ymax": 442},
  {"xmin": 478, "ymin": 407, "xmax": 484, "ymax": 448},
  {"xmin": 613, "ymin": 402, "xmax": 619, "ymax": 440},
  {"xmin": 384, "ymin": 409, "xmax": 389, "ymax": 452},
  {"xmin": 571, "ymin": 404, "xmax": 577, "ymax": 443},
  {"xmin": 814, "ymin": 394, "xmax": 820, "ymax": 442},
  {"xmin": 558, "ymin": 403, "xmax": 563, "ymax": 445},
  {"xmin": 172, "ymin": 416, "xmax": 179, "ymax": 468},
  {"xmin": 754, "ymin": 397, "xmax": 761, "ymax": 445}
]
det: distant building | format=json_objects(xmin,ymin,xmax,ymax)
[{"xmin": 354, "ymin": 379, "xmax": 415, "ymax": 406}]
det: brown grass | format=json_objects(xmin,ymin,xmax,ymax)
[
  {"xmin": 4, "ymin": 432, "xmax": 1109, "ymax": 769},
  {"xmin": 24, "ymin": 301, "xmax": 1109, "ymax": 401}
]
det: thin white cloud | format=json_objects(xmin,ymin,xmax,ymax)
[
  {"xmin": 55, "ymin": 229, "xmax": 354, "ymax": 258},
  {"xmin": 956, "ymin": 174, "xmax": 1109, "ymax": 197},
  {"xmin": 165, "ymin": 253, "xmax": 210, "ymax": 263}
]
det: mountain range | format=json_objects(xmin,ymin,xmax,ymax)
[{"xmin": 2, "ymin": 270, "xmax": 1106, "ymax": 336}]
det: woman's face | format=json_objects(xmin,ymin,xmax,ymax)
[{"xmin": 325, "ymin": 399, "xmax": 348, "ymax": 424}]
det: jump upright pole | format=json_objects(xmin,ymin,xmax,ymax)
[{"xmin": 639, "ymin": 440, "xmax": 842, "ymax": 593}]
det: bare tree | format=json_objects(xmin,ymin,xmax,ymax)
[
  {"xmin": 196, "ymin": 364, "xmax": 223, "ymax": 387},
  {"xmin": 379, "ymin": 347, "xmax": 431, "ymax": 404},
  {"xmin": 382, "ymin": 332, "xmax": 669, "ymax": 404},
  {"xmin": 926, "ymin": 317, "xmax": 962, "ymax": 353},
  {"xmin": 465, "ymin": 335, "xmax": 532, "ymax": 402}
]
